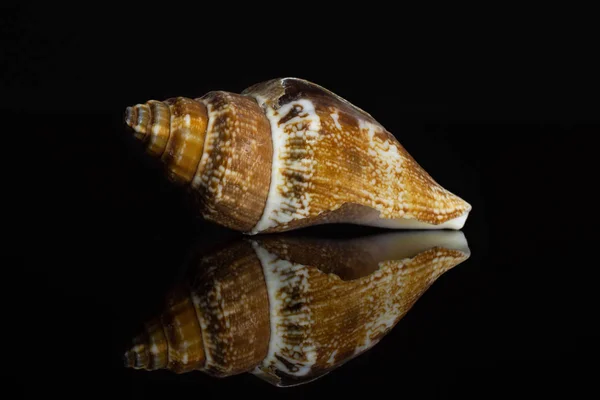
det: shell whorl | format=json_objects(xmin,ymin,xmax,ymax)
[
  {"xmin": 124, "ymin": 78, "xmax": 472, "ymax": 234},
  {"xmin": 125, "ymin": 92, "xmax": 273, "ymax": 231},
  {"xmin": 124, "ymin": 231, "xmax": 470, "ymax": 386},
  {"xmin": 125, "ymin": 97, "xmax": 208, "ymax": 184}
]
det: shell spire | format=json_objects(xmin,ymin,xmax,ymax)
[
  {"xmin": 124, "ymin": 78, "xmax": 471, "ymax": 234},
  {"xmin": 123, "ymin": 231, "xmax": 471, "ymax": 386},
  {"xmin": 124, "ymin": 97, "xmax": 209, "ymax": 185}
]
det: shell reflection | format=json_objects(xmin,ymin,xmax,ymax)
[{"xmin": 124, "ymin": 231, "xmax": 470, "ymax": 386}]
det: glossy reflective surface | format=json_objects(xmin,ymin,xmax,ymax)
[{"xmin": 123, "ymin": 232, "xmax": 471, "ymax": 386}]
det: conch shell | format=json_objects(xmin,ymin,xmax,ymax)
[
  {"xmin": 123, "ymin": 231, "xmax": 470, "ymax": 386},
  {"xmin": 124, "ymin": 78, "xmax": 471, "ymax": 234}
]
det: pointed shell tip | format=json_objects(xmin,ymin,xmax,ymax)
[{"xmin": 124, "ymin": 106, "xmax": 135, "ymax": 128}]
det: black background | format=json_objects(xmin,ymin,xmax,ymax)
[{"xmin": 6, "ymin": 5, "xmax": 599, "ymax": 399}]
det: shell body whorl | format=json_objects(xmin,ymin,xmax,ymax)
[
  {"xmin": 124, "ymin": 231, "xmax": 471, "ymax": 386},
  {"xmin": 124, "ymin": 78, "xmax": 471, "ymax": 234}
]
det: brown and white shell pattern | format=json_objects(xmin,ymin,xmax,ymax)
[
  {"xmin": 124, "ymin": 231, "xmax": 470, "ymax": 386},
  {"xmin": 124, "ymin": 78, "xmax": 472, "ymax": 234}
]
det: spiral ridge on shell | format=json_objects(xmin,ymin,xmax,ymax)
[{"xmin": 124, "ymin": 78, "xmax": 472, "ymax": 234}]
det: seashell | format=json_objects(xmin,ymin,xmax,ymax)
[
  {"xmin": 123, "ymin": 231, "xmax": 470, "ymax": 386},
  {"xmin": 124, "ymin": 78, "xmax": 472, "ymax": 234}
]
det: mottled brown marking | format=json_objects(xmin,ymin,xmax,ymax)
[
  {"xmin": 125, "ymin": 78, "xmax": 470, "ymax": 234},
  {"xmin": 188, "ymin": 240, "xmax": 271, "ymax": 377},
  {"xmin": 123, "ymin": 233, "xmax": 469, "ymax": 387},
  {"xmin": 244, "ymin": 78, "xmax": 471, "ymax": 233},
  {"xmin": 336, "ymin": 109, "xmax": 361, "ymax": 130},
  {"xmin": 253, "ymin": 236, "xmax": 469, "ymax": 385},
  {"xmin": 191, "ymin": 91, "xmax": 272, "ymax": 232},
  {"xmin": 278, "ymin": 104, "xmax": 305, "ymax": 125},
  {"xmin": 275, "ymin": 355, "xmax": 298, "ymax": 372}
]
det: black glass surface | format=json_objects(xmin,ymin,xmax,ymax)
[{"xmin": 8, "ymin": 6, "xmax": 598, "ymax": 399}]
